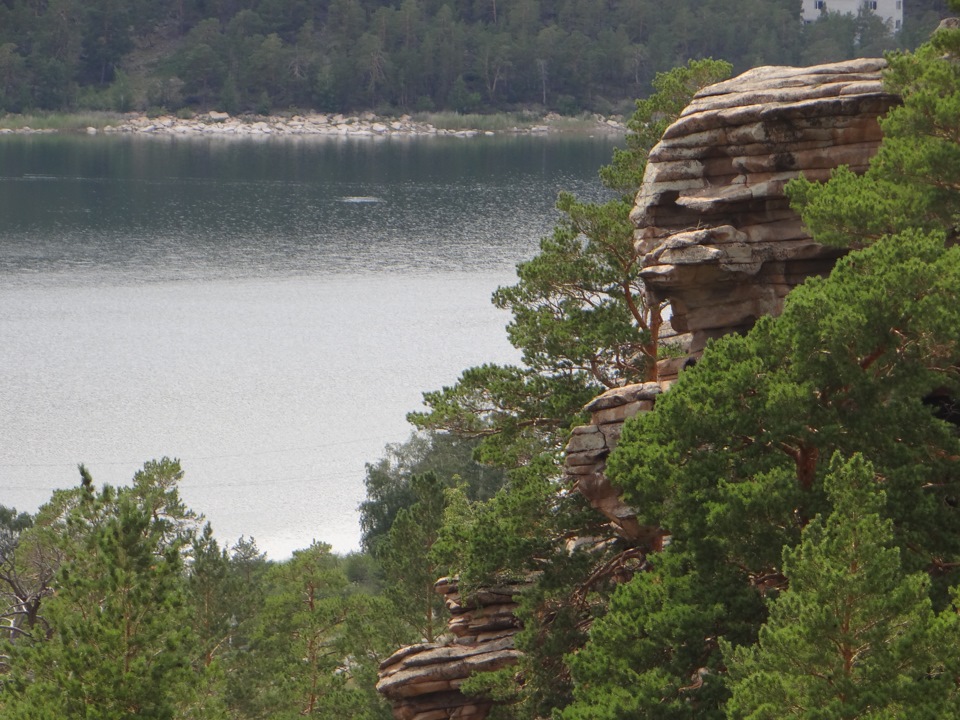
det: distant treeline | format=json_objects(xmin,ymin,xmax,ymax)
[{"xmin": 0, "ymin": 0, "xmax": 952, "ymax": 115}]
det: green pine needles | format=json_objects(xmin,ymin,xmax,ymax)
[{"xmin": 725, "ymin": 454, "xmax": 958, "ymax": 719}]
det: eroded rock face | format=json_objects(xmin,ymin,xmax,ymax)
[
  {"xmin": 636, "ymin": 59, "xmax": 899, "ymax": 353},
  {"xmin": 570, "ymin": 58, "xmax": 899, "ymax": 542},
  {"xmin": 376, "ymin": 578, "xmax": 524, "ymax": 720},
  {"xmin": 382, "ymin": 59, "xmax": 900, "ymax": 720},
  {"xmin": 566, "ymin": 382, "xmax": 665, "ymax": 546}
]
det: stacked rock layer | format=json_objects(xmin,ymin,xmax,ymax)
[
  {"xmin": 380, "ymin": 59, "xmax": 899, "ymax": 720},
  {"xmin": 376, "ymin": 578, "xmax": 524, "ymax": 720},
  {"xmin": 636, "ymin": 58, "xmax": 899, "ymax": 354},
  {"xmin": 566, "ymin": 382, "xmax": 665, "ymax": 547}
]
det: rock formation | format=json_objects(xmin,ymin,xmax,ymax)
[
  {"xmin": 376, "ymin": 578, "xmax": 525, "ymax": 720},
  {"xmin": 566, "ymin": 382, "xmax": 664, "ymax": 547},
  {"xmin": 380, "ymin": 58, "xmax": 901, "ymax": 720},
  {"xmin": 571, "ymin": 59, "xmax": 900, "ymax": 537},
  {"xmin": 636, "ymin": 58, "xmax": 899, "ymax": 355}
]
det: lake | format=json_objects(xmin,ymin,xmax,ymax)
[{"xmin": 0, "ymin": 132, "xmax": 620, "ymax": 558}]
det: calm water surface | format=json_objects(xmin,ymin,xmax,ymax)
[{"xmin": 0, "ymin": 133, "xmax": 619, "ymax": 558}]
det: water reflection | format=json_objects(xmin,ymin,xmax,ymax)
[{"xmin": 0, "ymin": 133, "xmax": 620, "ymax": 557}]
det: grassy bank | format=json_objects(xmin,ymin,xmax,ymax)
[{"xmin": 0, "ymin": 111, "xmax": 125, "ymax": 131}]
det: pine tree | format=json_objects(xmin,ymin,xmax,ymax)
[
  {"xmin": 3, "ymin": 486, "xmax": 195, "ymax": 719},
  {"xmin": 405, "ymin": 60, "xmax": 734, "ymax": 719},
  {"xmin": 410, "ymin": 58, "xmax": 732, "ymax": 471},
  {"xmin": 562, "ymin": 18, "xmax": 960, "ymax": 714},
  {"xmin": 787, "ymin": 1, "xmax": 960, "ymax": 246},
  {"xmin": 560, "ymin": 227, "xmax": 960, "ymax": 717},
  {"xmin": 377, "ymin": 472, "xmax": 448, "ymax": 642},
  {"xmin": 725, "ymin": 454, "xmax": 957, "ymax": 719},
  {"xmin": 230, "ymin": 542, "xmax": 398, "ymax": 719}
]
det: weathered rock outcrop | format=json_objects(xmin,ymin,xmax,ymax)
[
  {"xmin": 636, "ymin": 58, "xmax": 899, "ymax": 354},
  {"xmin": 377, "ymin": 578, "xmax": 524, "ymax": 720},
  {"xmin": 381, "ymin": 59, "xmax": 900, "ymax": 720},
  {"xmin": 570, "ymin": 59, "xmax": 899, "ymax": 533},
  {"xmin": 566, "ymin": 382, "xmax": 666, "ymax": 547}
]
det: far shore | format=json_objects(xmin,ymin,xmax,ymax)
[{"xmin": 0, "ymin": 110, "xmax": 628, "ymax": 138}]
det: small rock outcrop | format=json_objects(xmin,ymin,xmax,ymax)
[
  {"xmin": 636, "ymin": 59, "xmax": 899, "ymax": 354},
  {"xmin": 377, "ymin": 578, "xmax": 524, "ymax": 720},
  {"xmin": 566, "ymin": 382, "xmax": 665, "ymax": 547}
]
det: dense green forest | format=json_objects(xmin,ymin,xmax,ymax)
[
  {"xmin": 0, "ymin": 0, "xmax": 953, "ymax": 115},
  {"xmin": 5, "ymin": 1, "xmax": 960, "ymax": 718}
]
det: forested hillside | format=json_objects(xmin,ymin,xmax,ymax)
[{"xmin": 0, "ymin": 0, "xmax": 952, "ymax": 115}]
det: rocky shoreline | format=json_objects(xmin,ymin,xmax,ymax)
[{"xmin": 0, "ymin": 111, "xmax": 627, "ymax": 138}]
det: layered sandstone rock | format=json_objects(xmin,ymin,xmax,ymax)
[
  {"xmin": 566, "ymin": 382, "xmax": 665, "ymax": 547},
  {"xmin": 376, "ymin": 578, "xmax": 524, "ymax": 720},
  {"xmin": 382, "ymin": 59, "xmax": 900, "ymax": 720},
  {"xmin": 570, "ymin": 58, "xmax": 898, "ymax": 540},
  {"xmin": 636, "ymin": 58, "xmax": 899, "ymax": 354}
]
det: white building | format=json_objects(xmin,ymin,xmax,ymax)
[{"xmin": 802, "ymin": 0, "xmax": 904, "ymax": 30}]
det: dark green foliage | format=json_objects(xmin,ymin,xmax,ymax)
[
  {"xmin": 438, "ymin": 459, "xmax": 617, "ymax": 716},
  {"xmin": 561, "ymin": 19, "xmax": 960, "ymax": 716},
  {"xmin": 2, "ymin": 469, "xmax": 196, "ymax": 719},
  {"xmin": 800, "ymin": 11, "xmax": 859, "ymax": 64},
  {"xmin": 725, "ymin": 454, "xmax": 958, "ymax": 719},
  {"xmin": 80, "ymin": 0, "xmax": 135, "ymax": 85},
  {"xmin": 613, "ymin": 229, "xmax": 960, "ymax": 576},
  {"xmin": 409, "ymin": 362, "xmax": 597, "ymax": 471},
  {"xmin": 433, "ymin": 453, "xmax": 609, "ymax": 587},
  {"xmin": 562, "ymin": 228, "xmax": 960, "ymax": 719},
  {"xmin": 0, "ymin": 0, "xmax": 937, "ymax": 114},
  {"xmin": 405, "ymin": 59, "xmax": 733, "ymax": 718},
  {"xmin": 788, "ymin": 12, "xmax": 960, "ymax": 247},
  {"xmin": 181, "ymin": 532, "xmax": 399, "ymax": 719},
  {"xmin": 376, "ymin": 472, "xmax": 449, "ymax": 642},
  {"xmin": 183, "ymin": 528, "xmax": 246, "ymax": 718},
  {"xmin": 411, "ymin": 59, "xmax": 732, "ymax": 477},
  {"xmin": 0, "ymin": 460, "xmax": 408, "ymax": 720},
  {"xmin": 187, "ymin": 527, "xmax": 268, "ymax": 673},
  {"xmin": 359, "ymin": 431, "xmax": 506, "ymax": 554},
  {"xmin": 560, "ymin": 551, "xmax": 763, "ymax": 720},
  {"xmin": 227, "ymin": 542, "xmax": 399, "ymax": 720},
  {"xmin": 494, "ymin": 194, "xmax": 657, "ymax": 385}
]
